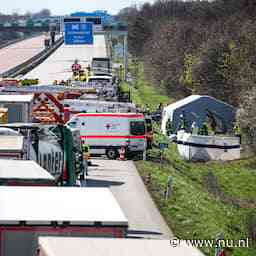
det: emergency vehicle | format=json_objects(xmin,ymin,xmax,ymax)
[
  {"xmin": 67, "ymin": 113, "xmax": 146, "ymax": 159},
  {"xmin": 87, "ymin": 76, "xmax": 117, "ymax": 101},
  {"xmin": 63, "ymin": 99, "xmax": 137, "ymax": 117},
  {"xmin": 91, "ymin": 57, "xmax": 111, "ymax": 75}
]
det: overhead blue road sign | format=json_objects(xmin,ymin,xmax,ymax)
[{"xmin": 64, "ymin": 22, "xmax": 93, "ymax": 45}]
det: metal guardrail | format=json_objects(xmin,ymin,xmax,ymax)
[{"xmin": 1, "ymin": 36, "xmax": 64, "ymax": 78}]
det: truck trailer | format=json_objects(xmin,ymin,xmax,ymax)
[
  {"xmin": 0, "ymin": 159, "xmax": 55, "ymax": 186},
  {"xmin": 38, "ymin": 237, "xmax": 204, "ymax": 256},
  {"xmin": 0, "ymin": 186, "xmax": 128, "ymax": 256}
]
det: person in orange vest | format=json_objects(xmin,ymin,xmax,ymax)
[{"xmin": 119, "ymin": 146, "xmax": 126, "ymax": 160}]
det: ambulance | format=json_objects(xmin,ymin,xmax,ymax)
[{"xmin": 67, "ymin": 113, "xmax": 146, "ymax": 159}]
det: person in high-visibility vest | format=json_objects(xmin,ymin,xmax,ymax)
[
  {"xmin": 234, "ymin": 122, "xmax": 241, "ymax": 135},
  {"xmin": 166, "ymin": 119, "xmax": 174, "ymax": 136},
  {"xmin": 86, "ymin": 65, "xmax": 92, "ymax": 77},
  {"xmin": 82, "ymin": 144, "xmax": 91, "ymax": 163},
  {"xmin": 144, "ymin": 104, "xmax": 150, "ymax": 115},
  {"xmin": 199, "ymin": 122, "xmax": 209, "ymax": 136},
  {"xmin": 79, "ymin": 70, "xmax": 87, "ymax": 82},
  {"xmin": 179, "ymin": 113, "xmax": 188, "ymax": 131},
  {"xmin": 119, "ymin": 64, "xmax": 124, "ymax": 81},
  {"xmin": 73, "ymin": 71, "xmax": 80, "ymax": 81},
  {"xmin": 234, "ymin": 121, "xmax": 242, "ymax": 144}
]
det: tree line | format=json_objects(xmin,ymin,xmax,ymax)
[{"xmin": 118, "ymin": 0, "xmax": 256, "ymax": 148}]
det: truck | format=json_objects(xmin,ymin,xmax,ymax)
[
  {"xmin": 87, "ymin": 75, "xmax": 117, "ymax": 101},
  {"xmin": 67, "ymin": 113, "xmax": 146, "ymax": 159},
  {"xmin": 0, "ymin": 123, "xmax": 87, "ymax": 186},
  {"xmin": 91, "ymin": 57, "xmax": 111, "ymax": 76}
]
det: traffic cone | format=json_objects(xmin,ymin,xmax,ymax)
[{"xmin": 119, "ymin": 146, "xmax": 125, "ymax": 161}]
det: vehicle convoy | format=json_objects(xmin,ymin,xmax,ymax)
[{"xmin": 67, "ymin": 113, "xmax": 146, "ymax": 159}]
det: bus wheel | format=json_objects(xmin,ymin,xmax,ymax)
[{"xmin": 106, "ymin": 148, "xmax": 118, "ymax": 159}]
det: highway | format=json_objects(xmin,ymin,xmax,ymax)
[
  {"xmin": 24, "ymin": 34, "xmax": 107, "ymax": 84},
  {"xmin": 0, "ymin": 26, "xmax": 205, "ymax": 255},
  {"xmin": 84, "ymin": 159, "xmax": 173, "ymax": 239},
  {"xmin": 0, "ymin": 35, "xmax": 45, "ymax": 75}
]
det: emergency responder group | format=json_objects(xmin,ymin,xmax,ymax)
[
  {"xmin": 52, "ymin": 60, "xmax": 92, "ymax": 86},
  {"xmin": 72, "ymin": 59, "xmax": 92, "ymax": 82},
  {"xmin": 165, "ymin": 111, "xmax": 241, "ymax": 141}
]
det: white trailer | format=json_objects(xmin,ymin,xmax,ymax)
[
  {"xmin": 67, "ymin": 113, "xmax": 146, "ymax": 159},
  {"xmin": 38, "ymin": 238, "xmax": 204, "ymax": 256},
  {"xmin": 0, "ymin": 136, "xmax": 25, "ymax": 159},
  {"xmin": 0, "ymin": 187, "xmax": 128, "ymax": 256},
  {"xmin": 0, "ymin": 159, "xmax": 55, "ymax": 186}
]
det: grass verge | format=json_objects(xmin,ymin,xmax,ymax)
[{"xmin": 127, "ymin": 63, "xmax": 256, "ymax": 256}]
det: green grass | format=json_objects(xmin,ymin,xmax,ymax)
[
  {"xmin": 120, "ymin": 63, "xmax": 171, "ymax": 111},
  {"xmin": 137, "ymin": 129, "xmax": 256, "ymax": 256},
  {"xmin": 127, "ymin": 63, "xmax": 256, "ymax": 256}
]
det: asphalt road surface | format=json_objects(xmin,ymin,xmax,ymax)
[
  {"xmin": 24, "ymin": 34, "xmax": 107, "ymax": 85},
  {"xmin": 82, "ymin": 159, "xmax": 173, "ymax": 239},
  {"xmin": 0, "ymin": 35, "xmax": 45, "ymax": 75}
]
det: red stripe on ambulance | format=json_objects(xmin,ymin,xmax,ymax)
[
  {"xmin": 77, "ymin": 113, "xmax": 144, "ymax": 118},
  {"xmin": 81, "ymin": 135, "xmax": 145, "ymax": 139}
]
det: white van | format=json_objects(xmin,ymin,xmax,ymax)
[{"xmin": 67, "ymin": 113, "xmax": 146, "ymax": 159}]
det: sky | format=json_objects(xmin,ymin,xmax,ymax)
[{"xmin": 0, "ymin": 0, "xmax": 156, "ymax": 15}]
